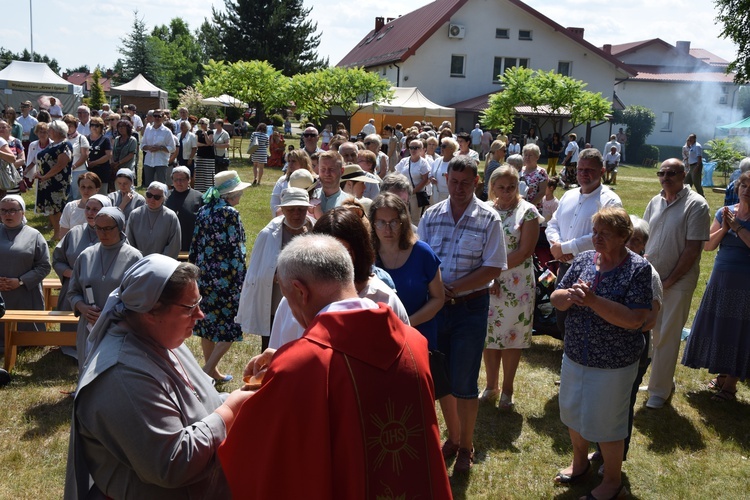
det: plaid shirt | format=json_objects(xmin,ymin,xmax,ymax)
[{"xmin": 418, "ymin": 196, "xmax": 507, "ymax": 294}]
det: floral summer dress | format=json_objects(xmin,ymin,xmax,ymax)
[
  {"xmin": 189, "ymin": 198, "xmax": 247, "ymax": 342},
  {"xmin": 486, "ymin": 199, "xmax": 542, "ymax": 349},
  {"xmin": 36, "ymin": 141, "xmax": 72, "ymax": 215}
]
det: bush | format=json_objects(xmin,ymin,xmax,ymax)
[
  {"xmin": 638, "ymin": 144, "xmax": 660, "ymax": 165},
  {"xmin": 268, "ymin": 114, "xmax": 284, "ymax": 128},
  {"xmin": 652, "ymin": 145, "xmax": 682, "ymax": 161}
]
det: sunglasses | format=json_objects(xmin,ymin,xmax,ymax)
[
  {"xmin": 656, "ymin": 171, "xmax": 679, "ymax": 178},
  {"xmin": 153, "ymin": 114, "xmax": 163, "ymax": 118},
  {"xmin": 302, "ymin": 133, "xmax": 318, "ymax": 138},
  {"xmin": 145, "ymin": 192, "xmax": 163, "ymax": 200},
  {"xmin": 409, "ymin": 146, "xmax": 422, "ymax": 150}
]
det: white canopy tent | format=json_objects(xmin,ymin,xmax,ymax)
[
  {"xmin": 200, "ymin": 94, "xmax": 248, "ymax": 109},
  {"xmin": 352, "ymin": 87, "xmax": 455, "ymax": 132},
  {"xmin": 110, "ymin": 74, "xmax": 168, "ymax": 111},
  {"xmin": 0, "ymin": 61, "xmax": 83, "ymax": 113}
]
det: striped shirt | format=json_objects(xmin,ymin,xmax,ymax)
[{"xmin": 418, "ymin": 196, "xmax": 507, "ymax": 294}]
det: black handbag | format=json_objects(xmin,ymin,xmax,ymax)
[{"xmin": 408, "ymin": 162, "xmax": 430, "ymax": 207}]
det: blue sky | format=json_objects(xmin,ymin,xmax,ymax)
[{"xmin": 3, "ymin": 0, "xmax": 738, "ymax": 73}]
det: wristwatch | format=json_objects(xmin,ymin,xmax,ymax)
[{"xmin": 18, "ymin": 278, "xmax": 24, "ymax": 287}]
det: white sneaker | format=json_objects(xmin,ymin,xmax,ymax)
[{"xmin": 646, "ymin": 395, "xmax": 667, "ymax": 409}]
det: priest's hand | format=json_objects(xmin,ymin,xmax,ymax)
[{"xmin": 243, "ymin": 348, "xmax": 277, "ymax": 380}]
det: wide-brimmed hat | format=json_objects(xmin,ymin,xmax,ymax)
[
  {"xmin": 279, "ymin": 187, "xmax": 312, "ymax": 208},
  {"xmin": 341, "ymin": 164, "xmax": 380, "ymax": 184},
  {"xmin": 214, "ymin": 170, "xmax": 252, "ymax": 196},
  {"xmin": 289, "ymin": 169, "xmax": 318, "ymax": 193}
]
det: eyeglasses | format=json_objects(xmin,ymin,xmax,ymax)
[
  {"xmin": 94, "ymin": 224, "xmax": 119, "ymax": 232},
  {"xmin": 172, "ymin": 176, "xmax": 189, "ymax": 182},
  {"xmin": 364, "ymin": 141, "xmax": 373, "ymax": 146},
  {"xmin": 374, "ymin": 220, "xmax": 401, "ymax": 231},
  {"xmin": 656, "ymin": 171, "xmax": 679, "ymax": 177},
  {"xmin": 171, "ymin": 296, "xmax": 202, "ymax": 315},
  {"xmin": 302, "ymin": 133, "xmax": 318, "ymax": 138},
  {"xmin": 0, "ymin": 208, "xmax": 22, "ymax": 215},
  {"xmin": 153, "ymin": 114, "xmax": 163, "ymax": 118},
  {"xmin": 409, "ymin": 146, "xmax": 422, "ymax": 150},
  {"xmin": 145, "ymin": 192, "xmax": 163, "ymax": 200}
]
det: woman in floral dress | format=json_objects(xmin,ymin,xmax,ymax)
[
  {"xmin": 481, "ymin": 165, "xmax": 542, "ymax": 409},
  {"xmin": 35, "ymin": 119, "xmax": 73, "ymax": 238},
  {"xmin": 521, "ymin": 143, "xmax": 549, "ymax": 208},
  {"xmin": 189, "ymin": 170, "xmax": 251, "ymax": 383}
]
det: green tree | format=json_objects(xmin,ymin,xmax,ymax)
[
  {"xmin": 65, "ymin": 65, "xmax": 90, "ymax": 75},
  {"xmin": 480, "ymin": 67, "xmax": 612, "ymax": 136},
  {"xmin": 715, "ymin": 0, "xmax": 750, "ymax": 83},
  {"xmin": 0, "ymin": 47, "xmax": 61, "ymax": 73},
  {"xmin": 178, "ymin": 86, "xmax": 214, "ymax": 121},
  {"xmin": 197, "ymin": 60, "xmax": 289, "ymax": 122},
  {"xmin": 196, "ymin": 20, "xmax": 224, "ymax": 64},
  {"xmin": 289, "ymin": 67, "xmax": 394, "ymax": 123},
  {"xmin": 612, "ymin": 105, "xmax": 656, "ymax": 163},
  {"xmin": 706, "ymin": 138, "xmax": 744, "ymax": 183},
  {"xmin": 119, "ymin": 11, "xmax": 161, "ymax": 85},
  {"xmin": 737, "ymin": 86, "xmax": 750, "ymax": 118},
  {"xmin": 88, "ymin": 68, "xmax": 107, "ymax": 111},
  {"xmin": 150, "ymin": 18, "xmax": 204, "ymax": 108},
  {"xmin": 210, "ymin": 0, "xmax": 328, "ymax": 76}
]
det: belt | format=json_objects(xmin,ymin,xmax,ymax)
[{"xmin": 447, "ymin": 288, "xmax": 488, "ymax": 306}]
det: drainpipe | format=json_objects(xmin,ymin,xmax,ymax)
[{"xmin": 393, "ymin": 63, "xmax": 400, "ymax": 87}]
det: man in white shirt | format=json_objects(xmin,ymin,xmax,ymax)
[
  {"xmin": 174, "ymin": 107, "xmax": 189, "ymax": 134},
  {"xmin": 546, "ymin": 148, "xmax": 622, "ymax": 336},
  {"xmin": 48, "ymin": 97, "xmax": 63, "ymax": 119},
  {"xmin": 140, "ymin": 109, "xmax": 175, "ymax": 185},
  {"xmin": 76, "ymin": 106, "xmax": 91, "ymax": 136},
  {"xmin": 361, "ymin": 118, "xmax": 376, "ymax": 137},
  {"xmin": 17, "ymin": 101, "xmax": 38, "ymax": 151},
  {"xmin": 561, "ymin": 133, "xmax": 581, "ymax": 187},
  {"xmin": 604, "ymin": 134, "xmax": 621, "ymax": 155},
  {"xmin": 126, "ymin": 104, "xmax": 144, "ymax": 134}
]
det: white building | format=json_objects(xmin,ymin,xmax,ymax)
[
  {"xmin": 338, "ymin": 0, "xmax": 635, "ymax": 148},
  {"xmin": 607, "ymin": 39, "xmax": 741, "ymax": 150}
]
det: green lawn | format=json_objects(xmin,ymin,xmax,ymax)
[{"xmin": 1, "ymin": 160, "xmax": 748, "ymax": 499}]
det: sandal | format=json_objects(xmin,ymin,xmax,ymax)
[
  {"xmin": 479, "ymin": 388, "xmax": 500, "ymax": 402},
  {"xmin": 708, "ymin": 374, "xmax": 727, "ymax": 390},
  {"xmin": 498, "ymin": 392, "xmax": 514, "ymax": 410},
  {"xmin": 554, "ymin": 461, "xmax": 590, "ymax": 484},
  {"xmin": 581, "ymin": 484, "xmax": 627, "ymax": 499},
  {"xmin": 712, "ymin": 389, "xmax": 737, "ymax": 402}
]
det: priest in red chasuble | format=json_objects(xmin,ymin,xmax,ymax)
[{"xmin": 219, "ymin": 234, "xmax": 452, "ymax": 499}]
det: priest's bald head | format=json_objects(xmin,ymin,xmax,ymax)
[{"xmin": 276, "ymin": 234, "xmax": 358, "ymax": 327}]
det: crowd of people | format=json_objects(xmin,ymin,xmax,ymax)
[{"xmin": 0, "ymin": 104, "xmax": 747, "ymax": 498}]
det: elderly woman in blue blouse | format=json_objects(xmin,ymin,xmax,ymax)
[
  {"xmin": 190, "ymin": 170, "xmax": 250, "ymax": 382},
  {"xmin": 125, "ymin": 181, "xmax": 181, "ymax": 259},
  {"xmin": 550, "ymin": 207, "xmax": 652, "ymax": 500}
]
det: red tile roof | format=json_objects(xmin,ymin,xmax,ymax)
[
  {"xmin": 65, "ymin": 72, "xmax": 113, "ymax": 92},
  {"xmin": 448, "ymin": 91, "xmax": 574, "ymax": 116},
  {"xmin": 627, "ymin": 71, "xmax": 736, "ymax": 83},
  {"xmin": 338, "ymin": 0, "xmax": 635, "ymax": 75},
  {"xmin": 689, "ymin": 48, "xmax": 730, "ymax": 67}
]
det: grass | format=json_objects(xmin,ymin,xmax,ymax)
[{"xmin": 2, "ymin": 158, "xmax": 749, "ymax": 499}]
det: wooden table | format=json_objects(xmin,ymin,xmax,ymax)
[
  {"xmin": 2, "ymin": 310, "xmax": 79, "ymax": 372},
  {"xmin": 43, "ymin": 278, "xmax": 62, "ymax": 311}
]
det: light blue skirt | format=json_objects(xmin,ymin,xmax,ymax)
[{"xmin": 559, "ymin": 354, "xmax": 638, "ymax": 442}]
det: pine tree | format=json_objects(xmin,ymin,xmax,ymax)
[
  {"xmin": 88, "ymin": 68, "xmax": 107, "ymax": 111},
  {"xmin": 210, "ymin": 0, "xmax": 328, "ymax": 76},
  {"xmin": 119, "ymin": 11, "xmax": 161, "ymax": 84}
]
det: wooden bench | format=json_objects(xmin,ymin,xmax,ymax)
[
  {"xmin": 43, "ymin": 278, "xmax": 62, "ymax": 311},
  {"xmin": 2, "ymin": 310, "xmax": 79, "ymax": 372}
]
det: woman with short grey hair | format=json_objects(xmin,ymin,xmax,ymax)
[{"xmin": 35, "ymin": 119, "xmax": 74, "ymax": 238}]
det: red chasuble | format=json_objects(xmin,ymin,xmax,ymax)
[{"xmin": 219, "ymin": 303, "xmax": 452, "ymax": 499}]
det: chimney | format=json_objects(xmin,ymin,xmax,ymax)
[
  {"xmin": 106, "ymin": 69, "xmax": 113, "ymax": 78},
  {"xmin": 375, "ymin": 17, "xmax": 385, "ymax": 32},
  {"xmin": 386, "ymin": 17, "xmax": 395, "ymax": 23},
  {"xmin": 603, "ymin": 44, "xmax": 612, "ymax": 54},
  {"xmin": 567, "ymin": 27, "xmax": 585, "ymax": 38},
  {"xmin": 676, "ymin": 41, "xmax": 691, "ymax": 53}
]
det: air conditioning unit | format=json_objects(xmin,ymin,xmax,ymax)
[
  {"xmin": 719, "ymin": 95, "xmax": 728, "ymax": 104},
  {"xmin": 449, "ymin": 24, "xmax": 465, "ymax": 39}
]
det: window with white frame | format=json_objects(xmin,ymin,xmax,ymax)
[
  {"xmin": 660, "ymin": 111, "xmax": 673, "ymax": 132},
  {"xmin": 557, "ymin": 61, "xmax": 572, "ymax": 77},
  {"xmin": 493, "ymin": 57, "xmax": 529, "ymax": 83},
  {"xmin": 519, "ymin": 30, "xmax": 533, "ymax": 40},
  {"xmin": 450, "ymin": 54, "xmax": 466, "ymax": 77},
  {"xmin": 495, "ymin": 28, "xmax": 509, "ymax": 39}
]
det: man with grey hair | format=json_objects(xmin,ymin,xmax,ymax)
[
  {"xmin": 174, "ymin": 107, "xmax": 189, "ymax": 134},
  {"xmin": 642, "ymin": 158, "xmax": 710, "ymax": 409},
  {"xmin": 140, "ymin": 109, "xmax": 176, "ymax": 185},
  {"xmin": 546, "ymin": 148, "xmax": 622, "ymax": 337},
  {"xmin": 220, "ymin": 234, "xmax": 451, "ymax": 499},
  {"xmin": 76, "ymin": 106, "xmax": 91, "ymax": 136},
  {"xmin": 301, "ymin": 126, "xmax": 322, "ymax": 157}
]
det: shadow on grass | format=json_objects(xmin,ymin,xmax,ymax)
[
  {"xmin": 633, "ymin": 401, "xmax": 705, "ymax": 454},
  {"xmin": 684, "ymin": 389, "xmax": 750, "ymax": 451},
  {"xmin": 15, "ymin": 347, "xmax": 78, "ymax": 386},
  {"xmin": 526, "ymin": 336, "xmax": 564, "ymax": 375},
  {"xmin": 474, "ymin": 404, "xmax": 523, "ymax": 454},
  {"xmin": 551, "ymin": 472, "xmax": 641, "ymax": 500},
  {"xmin": 525, "ymin": 393, "xmax": 571, "ymax": 454},
  {"xmin": 22, "ymin": 396, "xmax": 73, "ymax": 440}
]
